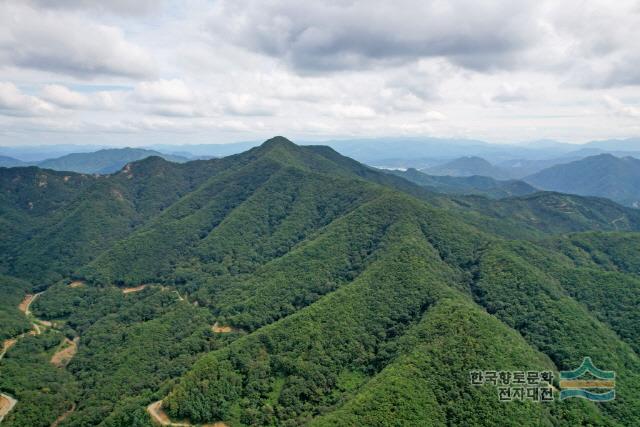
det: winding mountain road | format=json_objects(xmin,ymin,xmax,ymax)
[{"xmin": 0, "ymin": 393, "xmax": 17, "ymax": 423}]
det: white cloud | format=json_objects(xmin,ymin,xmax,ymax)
[
  {"xmin": 603, "ymin": 95, "xmax": 640, "ymax": 118},
  {"xmin": 0, "ymin": 1, "xmax": 155, "ymax": 79},
  {"xmin": 545, "ymin": 0, "xmax": 640, "ymax": 88},
  {"xmin": 224, "ymin": 94, "xmax": 280, "ymax": 116},
  {"xmin": 204, "ymin": 0, "xmax": 540, "ymax": 73},
  {"xmin": 1, "ymin": 1, "xmax": 640, "ymax": 145},
  {"xmin": 40, "ymin": 85, "xmax": 90, "ymax": 108},
  {"xmin": 425, "ymin": 111, "xmax": 447, "ymax": 121},
  {"xmin": 26, "ymin": 0, "xmax": 166, "ymax": 16},
  {"xmin": 131, "ymin": 79, "xmax": 205, "ymax": 117},
  {"xmin": 329, "ymin": 104, "xmax": 377, "ymax": 120},
  {"xmin": 490, "ymin": 83, "xmax": 530, "ymax": 103},
  {"xmin": 133, "ymin": 79, "xmax": 194, "ymax": 104},
  {"xmin": 0, "ymin": 82, "xmax": 57, "ymax": 117}
]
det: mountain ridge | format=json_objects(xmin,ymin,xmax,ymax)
[
  {"xmin": 36, "ymin": 147, "xmax": 189, "ymax": 174},
  {"xmin": 1, "ymin": 137, "xmax": 639, "ymax": 426},
  {"xmin": 389, "ymin": 167, "xmax": 537, "ymax": 199},
  {"xmin": 526, "ymin": 153, "xmax": 640, "ymax": 207},
  {"xmin": 423, "ymin": 156, "xmax": 512, "ymax": 180}
]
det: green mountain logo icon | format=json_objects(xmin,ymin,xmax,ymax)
[{"xmin": 559, "ymin": 357, "xmax": 615, "ymax": 401}]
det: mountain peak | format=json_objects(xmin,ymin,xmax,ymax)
[{"xmin": 261, "ymin": 136, "xmax": 296, "ymax": 149}]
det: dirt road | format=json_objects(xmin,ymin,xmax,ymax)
[
  {"xmin": 147, "ymin": 401, "xmax": 191, "ymax": 426},
  {"xmin": 50, "ymin": 337, "xmax": 79, "ymax": 368},
  {"xmin": 50, "ymin": 403, "xmax": 76, "ymax": 427},
  {"xmin": 0, "ymin": 339, "xmax": 17, "ymax": 361},
  {"xmin": 211, "ymin": 322, "xmax": 240, "ymax": 333},
  {"xmin": 146, "ymin": 401, "xmax": 229, "ymax": 427},
  {"xmin": 0, "ymin": 393, "xmax": 17, "ymax": 423},
  {"xmin": 122, "ymin": 285, "xmax": 146, "ymax": 294},
  {"xmin": 19, "ymin": 292, "xmax": 45, "ymax": 317}
]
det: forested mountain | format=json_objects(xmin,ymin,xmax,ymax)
[
  {"xmin": 526, "ymin": 154, "xmax": 640, "ymax": 207},
  {"xmin": 37, "ymin": 148, "xmax": 189, "ymax": 174},
  {"xmin": 389, "ymin": 167, "xmax": 537, "ymax": 199},
  {"xmin": 496, "ymin": 157, "xmax": 582, "ymax": 179},
  {"xmin": 423, "ymin": 156, "xmax": 512, "ymax": 180},
  {"xmin": 1, "ymin": 137, "xmax": 639, "ymax": 426}
]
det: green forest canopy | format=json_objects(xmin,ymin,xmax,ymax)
[{"xmin": 0, "ymin": 136, "xmax": 639, "ymax": 426}]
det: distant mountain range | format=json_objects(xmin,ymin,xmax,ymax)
[
  {"xmin": 1, "ymin": 148, "xmax": 189, "ymax": 174},
  {"xmin": 496, "ymin": 157, "xmax": 583, "ymax": 179},
  {"xmin": 5, "ymin": 139, "xmax": 640, "ymax": 207},
  {"xmin": 390, "ymin": 168, "xmax": 537, "ymax": 199},
  {"xmin": 3, "ymin": 136, "xmax": 640, "ymax": 166},
  {"xmin": 147, "ymin": 137, "xmax": 640, "ymax": 165},
  {"xmin": 421, "ymin": 156, "xmax": 512, "ymax": 180},
  {"xmin": 2, "ymin": 140, "xmax": 640, "ymax": 207},
  {"xmin": 0, "ymin": 155, "xmax": 27, "ymax": 168},
  {"xmin": 525, "ymin": 154, "xmax": 640, "ymax": 207}
]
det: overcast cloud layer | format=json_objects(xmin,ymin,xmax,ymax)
[{"xmin": 1, "ymin": 0, "xmax": 639, "ymax": 146}]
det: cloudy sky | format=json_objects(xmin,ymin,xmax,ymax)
[{"xmin": 1, "ymin": 0, "xmax": 639, "ymax": 146}]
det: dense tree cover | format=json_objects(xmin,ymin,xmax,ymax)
[
  {"xmin": 0, "ymin": 168, "xmax": 92, "ymax": 276},
  {"xmin": 165, "ymin": 218, "xmax": 461, "ymax": 425},
  {"xmin": 0, "ymin": 332, "xmax": 79, "ymax": 427},
  {"xmin": 475, "ymin": 241, "xmax": 640, "ymax": 424},
  {"xmin": 549, "ymin": 232, "xmax": 640, "ymax": 274},
  {"xmin": 78, "ymin": 139, "xmax": 407, "ymax": 285},
  {"xmin": 0, "ymin": 275, "xmax": 32, "ymax": 341},
  {"xmin": 521, "ymin": 233, "xmax": 640, "ymax": 354},
  {"xmin": 311, "ymin": 298, "xmax": 607, "ymax": 426},
  {"xmin": 0, "ymin": 156, "xmax": 230, "ymax": 285},
  {"xmin": 27, "ymin": 285, "xmax": 225, "ymax": 424},
  {"xmin": 1, "ymin": 137, "xmax": 639, "ymax": 426},
  {"xmin": 437, "ymin": 192, "xmax": 640, "ymax": 240}
]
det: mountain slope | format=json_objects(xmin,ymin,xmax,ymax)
[
  {"xmin": 37, "ymin": 148, "xmax": 188, "ymax": 174},
  {"xmin": 525, "ymin": 154, "xmax": 640, "ymax": 207},
  {"xmin": 0, "ymin": 157, "xmax": 230, "ymax": 284},
  {"xmin": 77, "ymin": 138, "xmax": 438, "ymax": 286},
  {"xmin": 440, "ymin": 191, "xmax": 640, "ymax": 239},
  {"xmin": 311, "ymin": 297, "xmax": 606, "ymax": 427}
]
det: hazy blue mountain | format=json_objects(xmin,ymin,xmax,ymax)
[
  {"xmin": 422, "ymin": 156, "xmax": 512, "ymax": 180},
  {"xmin": 0, "ymin": 145, "xmax": 109, "ymax": 162},
  {"xmin": 148, "ymin": 137, "xmax": 586, "ymax": 165},
  {"xmin": 149, "ymin": 141, "xmax": 259, "ymax": 158},
  {"xmin": 0, "ymin": 155, "xmax": 28, "ymax": 168},
  {"xmin": 37, "ymin": 148, "xmax": 189, "ymax": 174},
  {"xmin": 585, "ymin": 137, "xmax": 640, "ymax": 152},
  {"xmin": 368, "ymin": 158, "xmax": 444, "ymax": 170},
  {"xmin": 525, "ymin": 154, "xmax": 640, "ymax": 207},
  {"xmin": 5, "ymin": 137, "xmax": 640, "ymax": 171},
  {"xmin": 497, "ymin": 157, "xmax": 586, "ymax": 178},
  {"xmin": 389, "ymin": 168, "xmax": 537, "ymax": 198}
]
